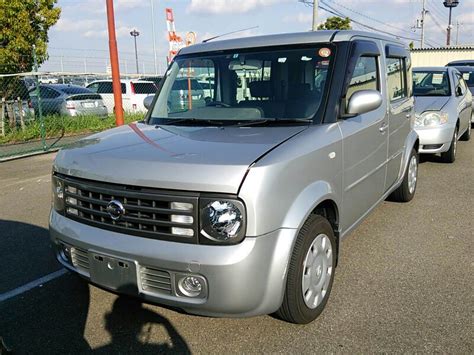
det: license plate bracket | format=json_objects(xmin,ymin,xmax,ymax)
[{"xmin": 89, "ymin": 252, "xmax": 138, "ymax": 294}]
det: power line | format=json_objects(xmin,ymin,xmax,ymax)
[
  {"xmin": 319, "ymin": 1, "xmax": 423, "ymax": 43},
  {"xmin": 427, "ymin": 11, "xmax": 447, "ymax": 34},
  {"xmin": 318, "ymin": 0, "xmax": 442, "ymax": 47},
  {"xmin": 329, "ymin": 0, "xmax": 419, "ymax": 36}
]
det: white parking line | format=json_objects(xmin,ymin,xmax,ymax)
[{"xmin": 0, "ymin": 269, "xmax": 67, "ymax": 303}]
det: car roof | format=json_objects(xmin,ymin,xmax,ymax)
[
  {"xmin": 42, "ymin": 84, "xmax": 91, "ymax": 91},
  {"xmin": 87, "ymin": 79, "xmax": 154, "ymax": 84},
  {"xmin": 413, "ymin": 66, "xmax": 449, "ymax": 72},
  {"xmin": 447, "ymin": 60, "xmax": 474, "ymax": 66},
  {"xmin": 179, "ymin": 30, "xmax": 402, "ymax": 55},
  {"xmin": 449, "ymin": 65, "xmax": 474, "ymax": 72}
]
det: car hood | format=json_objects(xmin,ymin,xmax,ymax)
[
  {"xmin": 414, "ymin": 96, "xmax": 450, "ymax": 114},
  {"xmin": 54, "ymin": 122, "xmax": 306, "ymax": 194}
]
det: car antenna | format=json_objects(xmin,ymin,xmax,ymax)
[{"xmin": 202, "ymin": 26, "xmax": 259, "ymax": 43}]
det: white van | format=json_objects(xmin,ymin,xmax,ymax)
[{"xmin": 86, "ymin": 79, "xmax": 157, "ymax": 114}]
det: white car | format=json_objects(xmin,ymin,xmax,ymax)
[{"xmin": 86, "ymin": 79, "xmax": 157, "ymax": 114}]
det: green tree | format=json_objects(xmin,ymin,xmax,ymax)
[
  {"xmin": 0, "ymin": 0, "xmax": 61, "ymax": 74},
  {"xmin": 317, "ymin": 16, "xmax": 352, "ymax": 30}
]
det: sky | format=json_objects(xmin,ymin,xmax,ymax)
[{"xmin": 41, "ymin": 0, "xmax": 474, "ymax": 75}]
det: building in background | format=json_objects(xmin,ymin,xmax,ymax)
[{"xmin": 411, "ymin": 46, "xmax": 474, "ymax": 67}]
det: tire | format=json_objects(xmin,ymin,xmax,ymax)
[
  {"xmin": 440, "ymin": 128, "xmax": 457, "ymax": 163},
  {"xmin": 390, "ymin": 148, "xmax": 418, "ymax": 202},
  {"xmin": 460, "ymin": 121, "xmax": 471, "ymax": 141},
  {"xmin": 276, "ymin": 215, "xmax": 336, "ymax": 324}
]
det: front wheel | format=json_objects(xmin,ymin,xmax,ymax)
[
  {"xmin": 276, "ymin": 215, "xmax": 336, "ymax": 324},
  {"xmin": 389, "ymin": 148, "xmax": 418, "ymax": 202},
  {"xmin": 460, "ymin": 121, "xmax": 471, "ymax": 141},
  {"xmin": 440, "ymin": 129, "xmax": 457, "ymax": 163}
]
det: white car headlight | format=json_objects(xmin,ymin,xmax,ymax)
[
  {"xmin": 415, "ymin": 111, "xmax": 448, "ymax": 127},
  {"xmin": 199, "ymin": 198, "xmax": 246, "ymax": 244},
  {"xmin": 51, "ymin": 174, "xmax": 65, "ymax": 212}
]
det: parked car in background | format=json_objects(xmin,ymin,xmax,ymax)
[
  {"xmin": 143, "ymin": 78, "xmax": 207, "ymax": 112},
  {"xmin": 139, "ymin": 76, "xmax": 163, "ymax": 87},
  {"xmin": 446, "ymin": 60, "xmax": 474, "ymax": 67},
  {"xmin": 447, "ymin": 66, "xmax": 474, "ymax": 125},
  {"xmin": 169, "ymin": 78, "xmax": 206, "ymax": 111},
  {"xmin": 29, "ymin": 85, "xmax": 108, "ymax": 118},
  {"xmin": 413, "ymin": 67, "xmax": 472, "ymax": 163},
  {"xmin": 86, "ymin": 79, "xmax": 157, "ymax": 113}
]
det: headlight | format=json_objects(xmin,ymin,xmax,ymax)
[
  {"xmin": 52, "ymin": 174, "xmax": 65, "ymax": 212},
  {"xmin": 199, "ymin": 198, "xmax": 246, "ymax": 244},
  {"xmin": 415, "ymin": 111, "xmax": 448, "ymax": 127}
]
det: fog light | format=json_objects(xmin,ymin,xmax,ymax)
[
  {"xmin": 59, "ymin": 243, "xmax": 71, "ymax": 261},
  {"xmin": 171, "ymin": 214, "xmax": 193, "ymax": 224},
  {"xmin": 178, "ymin": 276, "xmax": 202, "ymax": 297}
]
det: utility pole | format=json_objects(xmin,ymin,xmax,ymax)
[
  {"xmin": 150, "ymin": 0, "xmax": 158, "ymax": 75},
  {"xmin": 455, "ymin": 20, "xmax": 460, "ymax": 45},
  {"xmin": 443, "ymin": 0, "xmax": 459, "ymax": 47},
  {"xmin": 130, "ymin": 29, "xmax": 140, "ymax": 74},
  {"xmin": 106, "ymin": 0, "xmax": 124, "ymax": 126},
  {"xmin": 420, "ymin": 0, "xmax": 427, "ymax": 48},
  {"xmin": 312, "ymin": 0, "xmax": 319, "ymax": 31}
]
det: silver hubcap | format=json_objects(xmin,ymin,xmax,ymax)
[
  {"xmin": 408, "ymin": 155, "xmax": 417, "ymax": 194},
  {"xmin": 302, "ymin": 234, "xmax": 333, "ymax": 309}
]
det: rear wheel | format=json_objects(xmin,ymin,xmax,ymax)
[
  {"xmin": 440, "ymin": 128, "xmax": 457, "ymax": 163},
  {"xmin": 276, "ymin": 215, "xmax": 336, "ymax": 324},
  {"xmin": 390, "ymin": 148, "xmax": 418, "ymax": 202}
]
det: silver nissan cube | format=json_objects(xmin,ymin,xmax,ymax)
[{"xmin": 50, "ymin": 31, "xmax": 419, "ymax": 324}]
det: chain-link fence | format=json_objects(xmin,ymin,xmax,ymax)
[{"xmin": 0, "ymin": 72, "xmax": 160, "ymax": 160}]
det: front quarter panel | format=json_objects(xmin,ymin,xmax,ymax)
[{"xmin": 239, "ymin": 123, "xmax": 343, "ymax": 237}]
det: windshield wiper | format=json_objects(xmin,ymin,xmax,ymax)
[
  {"xmin": 235, "ymin": 118, "xmax": 312, "ymax": 127},
  {"xmin": 156, "ymin": 118, "xmax": 225, "ymax": 126}
]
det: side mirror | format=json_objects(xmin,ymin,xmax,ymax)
[
  {"xmin": 456, "ymin": 86, "xmax": 463, "ymax": 97},
  {"xmin": 346, "ymin": 90, "xmax": 383, "ymax": 116},
  {"xmin": 143, "ymin": 95, "xmax": 154, "ymax": 110}
]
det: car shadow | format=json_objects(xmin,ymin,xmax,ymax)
[
  {"xmin": 0, "ymin": 219, "xmax": 190, "ymax": 353},
  {"xmin": 418, "ymin": 153, "xmax": 448, "ymax": 164},
  {"xmin": 94, "ymin": 293, "xmax": 191, "ymax": 354}
]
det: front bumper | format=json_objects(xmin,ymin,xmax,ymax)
[
  {"xmin": 415, "ymin": 124, "xmax": 455, "ymax": 154},
  {"xmin": 49, "ymin": 210, "xmax": 297, "ymax": 317}
]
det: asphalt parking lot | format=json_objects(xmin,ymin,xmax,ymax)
[{"xmin": 0, "ymin": 143, "xmax": 473, "ymax": 353}]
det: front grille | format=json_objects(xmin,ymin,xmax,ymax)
[
  {"xmin": 70, "ymin": 245, "xmax": 90, "ymax": 275},
  {"xmin": 139, "ymin": 266, "xmax": 173, "ymax": 295},
  {"xmin": 60, "ymin": 174, "xmax": 199, "ymax": 243}
]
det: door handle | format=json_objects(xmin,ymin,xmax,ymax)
[{"xmin": 379, "ymin": 123, "xmax": 388, "ymax": 133}]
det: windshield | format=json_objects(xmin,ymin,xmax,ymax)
[
  {"xmin": 413, "ymin": 71, "xmax": 451, "ymax": 96},
  {"xmin": 148, "ymin": 45, "xmax": 334, "ymax": 125}
]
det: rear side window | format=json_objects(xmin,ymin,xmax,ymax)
[
  {"xmin": 96, "ymin": 82, "xmax": 126, "ymax": 94},
  {"xmin": 346, "ymin": 56, "xmax": 379, "ymax": 101},
  {"xmin": 39, "ymin": 86, "xmax": 60, "ymax": 98},
  {"xmin": 62, "ymin": 87, "xmax": 92, "ymax": 95},
  {"xmin": 386, "ymin": 58, "xmax": 407, "ymax": 101},
  {"xmin": 132, "ymin": 82, "xmax": 157, "ymax": 94}
]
